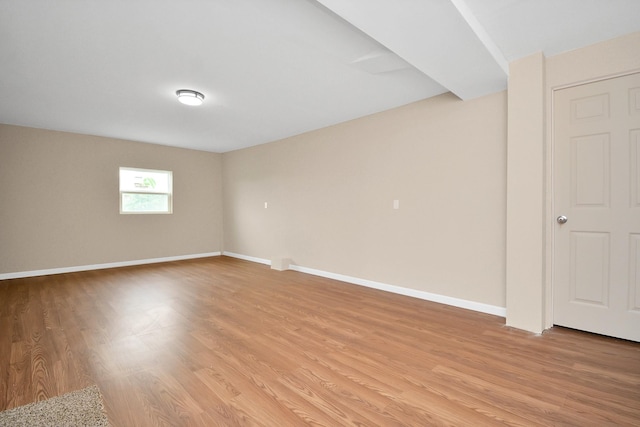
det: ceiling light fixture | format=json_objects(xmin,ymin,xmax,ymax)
[{"xmin": 176, "ymin": 89, "xmax": 205, "ymax": 106}]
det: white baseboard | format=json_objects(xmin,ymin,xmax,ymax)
[
  {"xmin": 0, "ymin": 252, "xmax": 222, "ymax": 280},
  {"xmin": 222, "ymin": 252, "xmax": 506, "ymax": 318},
  {"xmin": 4, "ymin": 250, "xmax": 506, "ymax": 318},
  {"xmin": 222, "ymin": 251, "xmax": 271, "ymax": 265}
]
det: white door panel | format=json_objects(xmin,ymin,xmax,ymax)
[{"xmin": 553, "ymin": 72, "xmax": 640, "ymax": 342}]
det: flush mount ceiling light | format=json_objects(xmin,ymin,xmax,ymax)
[{"xmin": 176, "ymin": 89, "xmax": 205, "ymax": 106}]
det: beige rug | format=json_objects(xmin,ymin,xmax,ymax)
[{"xmin": 0, "ymin": 385, "xmax": 110, "ymax": 427}]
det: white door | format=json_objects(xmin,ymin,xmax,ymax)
[{"xmin": 553, "ymin": 72, "xmax": 640, "ymax": 342}]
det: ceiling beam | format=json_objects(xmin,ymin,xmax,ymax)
[{"xmin": 316, "ymin": 0, "xmax": 508, "ymax": 100}]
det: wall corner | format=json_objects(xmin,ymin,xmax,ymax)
[{"xmin": 505, "ymin": 52, "xmax": 546, "ymax": 334}]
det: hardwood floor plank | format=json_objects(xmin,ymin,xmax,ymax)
[
  {"xmin": 1, "ymin": 256, "xmax": 639, "ymax": 426},
  {"xmin": 5, "ymin": 341, "xmax": 30, "ymax": 408},
  {"xmin": 431, "ymin": 364, "xmax": 565, "ymax": 424},
  {"xmin": 277, "ymin": 369, "xmax": 383, "ymax": 427},
  {"xmin": 101, "ymin": 375, "xmax": 162, "ymax": 427},
  {"xmin": 197, "ymin": 403, "xmax": 258, "ymax": 427}
]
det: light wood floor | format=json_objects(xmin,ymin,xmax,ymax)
[{"xmin": 1, "ymin": 256, "xmax": 639, "ymax": 426}]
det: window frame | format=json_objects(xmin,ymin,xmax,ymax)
[{"xmin": 119, "ymin": 167, "xmax": 173, "ymax": 215}]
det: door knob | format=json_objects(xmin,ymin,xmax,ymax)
[{"xmin": 557, "ymin": 215, "xmax": 568, "ymax": 224}]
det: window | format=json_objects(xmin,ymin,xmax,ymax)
[{"xmin": 119, "ymin": 167, "xmax": 172, "ymax": 214}]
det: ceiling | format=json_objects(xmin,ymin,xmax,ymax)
[{"xmin": 1, "ymin": 0, "xmax": 639, "ymax": 153}]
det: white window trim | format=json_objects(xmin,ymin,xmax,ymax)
[{"xmin": 119, "ymin": 167, "xmax": 173, "ymax": 214}]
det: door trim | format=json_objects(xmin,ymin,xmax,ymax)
[{"xmin": 548, "ymin": 69, "xmax": 640, "ymax": 330}]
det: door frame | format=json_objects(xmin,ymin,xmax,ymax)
[{"xmin": 546, "ymin": 69, "xmax": 640, "ymax": 330}]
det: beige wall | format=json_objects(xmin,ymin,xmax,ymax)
[
  {"xmin": 223, "ymin": 92, "xmax": 508, "ymax": 307},
  {"xmin": 0, "ymin": 124, "xmax": 223, "ymax": 274}
]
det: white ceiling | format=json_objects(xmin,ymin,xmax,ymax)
[{"xmin": 1, "ymin": 0, "xmax": 639, "ymax": 153}]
